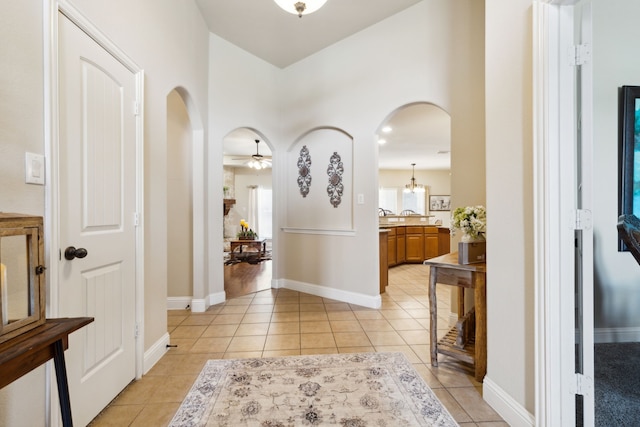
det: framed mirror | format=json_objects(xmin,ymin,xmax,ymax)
[{"xmin": 0, "ymin": 214, "xmax": 45, "ymax": 343}]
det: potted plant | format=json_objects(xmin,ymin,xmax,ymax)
[
  {"xmin": 451, "ymin": 205, "xmax": 486, "ymax": 264},
  {"xmin": 237, "ymin": 219, "xmax": 257, "ymax": 240}
]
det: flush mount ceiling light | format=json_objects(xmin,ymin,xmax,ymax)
[
  {"xmin": 274, "ymin": 0, "xmax": 328, "ymax": 18},
  {"xmin": 404, "ymin": 163, "xmax": 425, "ymax": 193}
]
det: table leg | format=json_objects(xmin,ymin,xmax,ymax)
[
  {"xmin": 473, "ymin": 271, "xmax": 487, "ymax": 382},
  {"xmin": 53, "ymin": 339, "xmax": 73, "ymax": 427},
  {"xmin": 429, "ymin": 266, "xmax": 438, "ymax": 367}
]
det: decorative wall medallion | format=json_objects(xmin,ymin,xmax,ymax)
[
  {"xmin": 297, "ymin": 145, "xmax": 312, "ymax": 197},
  {"xmin": 326, "ymin": 152, "xmax": 344, "ymax": 208}
]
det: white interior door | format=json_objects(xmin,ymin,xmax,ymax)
[{"xmin": 58, "ymin": 13, "xmax": 137, "ymax": 426}]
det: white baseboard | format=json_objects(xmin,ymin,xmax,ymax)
[
  {"xmin": 167, "ymin": 296, "xmax": 191, "ymax": 310},
  {"xmin": 143, "ymin": 332, "xmax": 169, "ymax": 375},
  {"xmin": 594, "ymin": 326, "xmax": 640, "ymax": 343},
  {"xmin": 190, "ymin": 298, "xmax": 207, "ymax": 313},
  {"xmin": 483, "ymin": 376, "xmax": 535, "ymax": 427},
  {"xmin": 207, "ymin": 291, "xmax": 226, "ymax": 307},
  {"xmin": 276, "ymin": 279, "xmax": 381, "ymax": 309}
]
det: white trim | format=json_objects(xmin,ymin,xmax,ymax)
[
  {"xmin": 190, "ymin": 298, "xmax": 208, "ymax": 313},
  {"xmin": 167, "ymin": 297, "xmax": 192, "ymax": 310},
  {"xmin": 143, "ymin": 332, "xmax": 169, "ymax": 375},
  {"xmin": 594, "ymin": 327, "xmax": 640, "ymax": 343},
  {"xmin": 282, "ymin": 227, "xmax": 356, "ymax": 236},
  {"xmin": 274, "ymin": 279, "xmax": 382, "ymax": 309},
  {"xmin": 483, "ymin": 376, "xmax": 535, "ymax": 427},
  {"xmin": 206, "ymin": 291, "xmax": 227, "ymax": 308}
]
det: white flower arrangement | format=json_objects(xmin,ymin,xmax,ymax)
[{"xmin": 451, "ymin": 205, "xmax": 486, "ymax": 241}]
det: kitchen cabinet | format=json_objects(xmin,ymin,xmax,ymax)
[
  {"xmin": 424, "ymin": 227, "xmax": 440, "ymax": 259},
  {"xmin": 386, "ymin": 227, "xmax": 397, "ymax": 267},
  {"xmin": 396, "ymin": 227, "xmax": 406, "ymax": 264},
  {"xmin": 405, "ymin": 227, "xmax": 424, "ymax": 262}
]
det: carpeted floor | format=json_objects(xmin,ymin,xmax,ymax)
[
  {"xmin": 595, "ymin": 342, "xmax": 640, "ymax": 426},
  {"xmin": 169, "ymin": 352, "xmax": 458, "ymax": 426}
]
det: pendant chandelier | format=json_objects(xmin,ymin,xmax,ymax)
[
  {"xmin": 404, "ymin": 163, "xmax": 425, "ymax": 193},
  {"xmin": 274, "ymin": 0, "xmax": 328, "ymax": 18}
]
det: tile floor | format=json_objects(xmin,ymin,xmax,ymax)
[{"xmin": 89, "ymin": 264, "xmax": 507, "ymax": 426}]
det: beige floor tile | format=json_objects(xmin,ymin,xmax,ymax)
[
  {"xmin": 300, "ymin": 321, "xmax": 332, "ymax": 333},
  {"xmin": 333, "ymin": 331, "xmax": 372, "ymax": 347},
  {"xmin": 211, "ymin": 313, "xmax": 244, "ymax": 324},
  {"xmin": 225, "ymin": 298, "xmax": 252, "ymax": 306},
  {"xmin": 299, "ymin": 303, "xmax": 326, "ymax": 312},
  {"xmin": 301, "ymin": 347, "xmax": 338, "ymax": 355},
  {"xmin": 166, "ymin": 338, "xmax": 196, "ymax": 353},
  {"xmin": 411, "ymin": 363, "xmax": 444, "ymax": 389},
  {"xmin": 373, "ymin": 345, "xmax": 421, "ymax": 363},
  {"xmin": 326, "ymin": 311, "xmax": 357, "ymax": 321},
  {"xmin": 264, "ymin": 333, "xmax": 301, "ymax": 350},
  {"xmin": 275, "ymin": 296, "xmax": 299, "ymax": 304},
  {"xmin": 189, "ymin": 336, "xmax": 232, "ymax": 353},
  {"xmin": 271, "ymin": 311, "xmax": 300, "ymax": 322},
  {"xmin": 130, "ymin": 402, "xmax": 181, "ymax": 427},
  {"xmin": 299, "ymin": 312, "xmax": 328, "ymax": 321},
  {"xmin": 242, "ymin": 313, "xmax": 273, "ymax": 323},
  {"xmin": 268, "ymin": 322, "xmax": 300, "ymax": 335},
  {"xmin": 410, "ymin": 344, "xmax": 432, "ymax": 364},
  {"xmin": 396, "ymin": 300, "xmax": 427, "ymax": 309},
  {"xmin": 169, "ymin": 325, "xmax": 207, "ymax": 339},
  {"xmin": 167, "ymin": 315, "xmax": 187, "ymax": 327},
  {"xmin": 301, "ymin": 333, "xmax": 336, "ymax": 349},
  {"xmin": 353, "ymin": 310, "xmax": 385, "ymax": 320},
  {"xmin": 324, "ymin": 303, "xmax": 351, "ymax": 311},
  {"xmin": 251, "ymin": 297, "xmax": 276, "ymax": 305},
  {"xmin": 359, "ymin": 319, "xmax": 394, "ymax": 332},
  {"xmin": 299, "ymin": 296, "xmax": 324, "ymax": 304},
  {"xmin": 219, "ymin": 305, "xmax": 249, "ymax": 314},
  {"xmin": 338, "ymin": 346, "xmax": 375, "ymax": 354},
  {"xmin": 89, "ymin": 404, "xmax": 144, "ymax": 426},
  {"xmin": 109, "ymin": 375, "xmax": 164, "ymax": 405},
  {"xmin": 397, "ymin": 329, "xmax": 430, "ymax": 345},
  {"xmin": 227, "ymin": 335, "xmax": 267, "ymax": 352},
  {"xmin": 235, "ymin": 322, "xmax": 270, "ymax": 336},
  {"xmin": 223, "ymin": 351, "xmax": 263, "ymax": 359},
  {"xmin": 146, "ymin": 374, "xmax": 197, "ymax": 403},
  {"xmin": 365, "ymin": 331, "xmax": 406, "ymax": 346},
  {"xmin": 201, "ymin": 323, "xmax": 239, "ymax": 337},
  {"xmin": 388, "ymin": 318, "xmax": 425, "ymax": 330},
  {"xmin": 180, "ymin": 315, "xmax": 216, "ymax": 326},
  {"xmin": 273, "ymin": 303, "xmax": 300, "ymax": 312},
  {"xmin": 380, "ymin": 301, "xmax": 401, "ymax": 310},
  {"xmin": 449, "ymin": 386, "xmax": 503, "ymax": 422},
  {"xmin": 406, "ymin": 308, "xmax": 431, "ymax": 318},
  {"xmin": 380, "ymin": 309, "xmax": 413, "ymax": 319},
  {"xmin": 263, "ymin": 349, "xmax": 301, "ymax": 357},
  {"xmin": 329, "ymin": 320, "xmax": 362, "ymax": 332},
  {"xmin": 427, "ymin": 363, "xmax": 480, "ymax": 388},
  {"xmin": 431, "ymin": 388, "xmax": 472, "ymax": 424},
  {"xmin": 246, "ymin": 304, "xmax": 274, "ymax": 313},
  {"xmin": 205, "ymin": 305, "xmax": 223, "ymax": 315}
]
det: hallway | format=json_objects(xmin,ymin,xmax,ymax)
[{"xmin": 89, "ymin": 264, "xmax": 506, "ymax": 426}]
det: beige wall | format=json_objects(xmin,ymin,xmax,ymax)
[
  {"xmin": 167, "ymin": 90, "xmax": 193, "ymax": 298},
  {"xmin": 485, "ymin": 0, "xmax": 535, "ymax": 415},
  {"xmin": 0, "ymin": 1, "xmax": 46, "ymax": 425}
]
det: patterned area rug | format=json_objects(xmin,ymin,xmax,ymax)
[{"xmin": 170, "ymin": 352, "xmax": 458, "ymax": 426}]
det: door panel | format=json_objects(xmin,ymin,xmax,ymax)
[{"xmin": 58, "ymin": 14, "xmax": 137, "ymax": 426}]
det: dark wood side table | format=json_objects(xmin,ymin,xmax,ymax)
[
  {"xmin": 0, "ymin": 317, "xmax": 94, "ymax": 426},
  {"xmin": 423, "ymin": 252, "xmax": 486, "ymax": 382},
  {"xmin": 228, "ymin": 239, "xmax": 266, "ymax": 262}
]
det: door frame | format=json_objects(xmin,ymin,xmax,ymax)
[
  {"xmin": 44, "ymin": 1, "xmax": 145, "ymax": 424},
  {"xmin": 534, "ymin": 0, "xmax": 594, "ymax": 425}
]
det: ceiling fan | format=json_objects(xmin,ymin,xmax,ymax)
[{"xmin": 232, "ymin": 139, "xmax": 272, "ymax": 169}]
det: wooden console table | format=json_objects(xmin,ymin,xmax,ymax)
[
  {"xmin": 0, "ymin": 317, "xmax": 94, "ymax": 426},
  {"xmin": 423, "ymin": 252, "xmax": 486, "ymax": 381},
  {"xmin": 228, "ymin": 239, "xmax": 266, "ymax": 263}
]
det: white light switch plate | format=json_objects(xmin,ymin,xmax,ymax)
[{"xmin": 25, "ymin": 152, "xmax": 45, "ymax": 185}]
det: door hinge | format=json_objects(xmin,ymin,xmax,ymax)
[
  {"xmin": 569, "ymin": 43, "xmax": 591, "ymax": 66},
  {"xmin": 133, "ymin": 101, "xmax": 140, "ymax": 116},
  {"xmin": 572, "ymin": 209, "xmax": 592, "ymax": 230},
  {"xmin": 133, "ymin": 212, "xmax": 140, "ymax": 227},
  {"xmin": 575, "ymin": 373, "xmax": 593, "ymax": 396},
  {"xmin": 134, "ymin": 323, "xmax": 140, "ymax": 339}
]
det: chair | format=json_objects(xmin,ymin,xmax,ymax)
[
  {"xmin": 617, "ymin": 214, "xmax": 640, "ymax": 264},
  {"xmin": 400, "ymin": 209, "xmax": 417, "ymax": 216}
]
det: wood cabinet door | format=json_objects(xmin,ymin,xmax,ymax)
[
  {"xmin": 397, "ymin": 234, "xmax": 406, "ymax": 263},
  {"xmin": 424, "ymin": 235, "xmax": 439, "ymax": 259},
  {"xmin": 405, "ymin": 234, "xmax": 424, "ymax": 262},
  {"xmin": 387, "ymin": 235, "xmax": 397, "ymax": 266}
]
